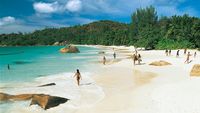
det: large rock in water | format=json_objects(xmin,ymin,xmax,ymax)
[
  {"xmin": 30, "ymin": 94, "xmax": 69, "ymax": 110},
  {"xmin": 0, "ymin": 93, "xmax": 32, "ymax": 101},
  {"xmin": 38, "ymin": 83, "xmax": 56, "ymax": 87},
  {"xmin": 0, "ymin": 92, "xmax": 69, "ymax": 110},
  {"xmin": 60, "ymin": 45, "xmax": 80, "ymax": 53},
  {"xmin": 190, "ymin": 64, "xmax": 200, "ymax": 76},
  {"xmin": 0, "ymin": 93, "xmax": 11, "ymax": 101},
  {"xmin": 149, "ymin": 60, "xmax": 171, "ymax": 66}
]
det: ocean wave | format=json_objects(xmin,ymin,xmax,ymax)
[{"xmin": 0, "ymin": 72, "xmax": 105, "ymax": 113}]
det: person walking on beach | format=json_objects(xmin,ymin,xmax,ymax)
[
  {"xmin": 184, "ymin": 48, "xmax": 187, "ymax": 55},
  {"xmin": 169, "ymin": 49, "xmax": 171, "ymax": 56},
  {"xmin": 194, "ymin": 52, "xmax": 197, "ymax": 58},
  {"xmin": 7, "ymin": 64, "xmax": 10, "ymax": 70},
  {"xmin": 73, "ymin": 69, "xmax": 82, "ymax": 86},
  {"xmin": 133, "ymin": 54, "xmax": 137, "ymax": 65},
  {"xmin": 103, "ymin": 56, "xmax": 106, "ymax": 65},
  {"xmin": 176, "ymin": 50, "xmax": 180, "ymax": 57},
  {"xmin": 138, "ymin": 54, "xmax": 142, "ymax": 65},
  {"xmin": 113, "ymin": 52, "xmax": 116, "ymax": 59},
  {"xmin": 184, "ymin": 52, "xmax": 191, "ymax": 64},
  {"xmin": 135, "ymin": 49, "xmax": 138, "ymax": 55},
  {"xmin": 165, "ymin": 49, "xmax": 168, "ymax": 56}
]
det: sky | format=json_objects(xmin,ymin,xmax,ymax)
[{"xmin": 0, "ymin": 0, "xmax": 200, "ymax": 34}]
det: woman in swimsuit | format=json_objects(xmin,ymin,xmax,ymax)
[{"xmin": 74, "ymin": 69, "xmax": 82, "ymax": 86}]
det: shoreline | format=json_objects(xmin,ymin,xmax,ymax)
[{"xmin": 1, "ymin": 45, "xmax": 200, "ymax": 113}]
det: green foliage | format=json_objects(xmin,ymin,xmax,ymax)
[
  {"xmin": 129, "ymin": 6, "xmax": 200, "ymax": 49},
  {"xmin": 130, "ymin": 6, "xmax": 159, "ymax": 49},
  {"xmin": 0, "ymin": 6, "xmax": 200, "ymax": 50},
  {"xmin": 0, "ymin": 20, "xmax": 129, "ymax": 46},
  {"xmin": 155, "ymin": 38, "xmax": 194, "ymax": 49}
]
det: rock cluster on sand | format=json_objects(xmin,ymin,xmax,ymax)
[
  {"xmin": 149, "ymin": 60, "xmax": 172, "ymax": 66},
  {"xmin": 53, "ymin": 41, "xmax": 67, "ymax": 46},
  {"xmin": 190, "ymin": 64, "xmax": 200, "ymax": 76},
  {"xmin": 0, "ymin": 92, "xmax": 69, "ymax": 110},
  {"xmin": 60, "ymin": 45, "xmax": 80, "ymax": 53}
]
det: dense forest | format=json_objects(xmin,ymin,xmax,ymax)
[{"xmin": 0, "ymin": 6, "xmax": 200, "ymax": 49}]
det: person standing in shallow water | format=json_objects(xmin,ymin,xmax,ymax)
[
  {"xmin": 73, "ymin": 69, "xmax": 82, "ymax": 86},
  {"xmin": 103, "ymin": 56, "xmax": 106, "ymax": 65},
  {"xmin": 7, "ymin": 64, "xmax": 10, "ymax": 70},
  {"xmin": 113, "ymin": 52, "xmax": 116, "ymax": 59}
]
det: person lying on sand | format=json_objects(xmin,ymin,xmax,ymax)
[{"xmin": 73, "ymin": 69, "xmax": 82, "ymax": 86}]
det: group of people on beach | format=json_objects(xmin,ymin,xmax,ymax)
[
  {"xmin": 102, "ymin": 49, "xmax": 117, "ymax": 65},
  {"xmin": 165, "ymin": 49, "xmax": 172, "ymax": 56},
  {"xmin": 73, "ymin": 48, "xmax": 198, "ymax": 86},
  {"xmin": 165, "ymin": 48, "xmax": 197, "ymax": 64}
]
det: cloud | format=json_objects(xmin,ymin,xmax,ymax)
[
  {"xmin": 33, "ymin": 0, "xmax": 82, "ymax": 14},
  {"xmin": 65, "ymin": 0, "xmax": 82, "ymax": 12},
  {"xmin": 33, "ymin": 2, "xmax": 62, "ymax": 13},
  {"xmin": 31, "ymin": 0, "xmax": 194, "ymax": 18},
  {"xmin": 0, "ymin": 16, "xmax": 41, "ymax": 34},
  {"xmin": 0, "ymin": 16, "xmax": 16, "ymax": 26},
  {"xmin": 1, "ymin": 0, "xmax": 199, "ymax": 34}
]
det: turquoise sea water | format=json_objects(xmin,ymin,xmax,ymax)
[{"xmin": 0, "ymin": 46, "xmax": 100, "ymax": 83}]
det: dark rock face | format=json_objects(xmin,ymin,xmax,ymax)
[
  {"xmin": 0, "ymin": 92, "xmax": 69, "ymax": 110},
  {"xmin": 38, "ymin": 83, "xmax": 56, "ymax": 87},
  {"xmin": 68, "ymin": 45, "xmax": 80, "ymax": 53}
]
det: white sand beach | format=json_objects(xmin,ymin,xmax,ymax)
[
  {"xmin": 1, "ymin": 45, "xmax": 200, "ymax": 113},
  {"xmin": 75, "ymin": 46, "xmax": 200, "ymax": 113}
]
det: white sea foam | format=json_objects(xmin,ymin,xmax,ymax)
[{"xmin": 0, "ymin": 72, "xmax": 105, "ymax": 113}]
